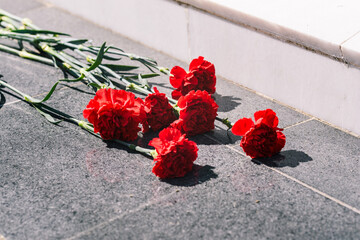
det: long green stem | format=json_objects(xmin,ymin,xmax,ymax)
[
  {"xmin": 0, "ymin": 9, "xmax": 39, "ymax": 29},
  {"xmin": 0, "ymin": 43, "xmax": 53, "ymax": 65},
  {"xmin": 0, "ymin": 79, "xmax": 30, "ymax": 98},
  {"xmin": 0, "ymin": 79, "xmax": 155, "ymax": 157}
]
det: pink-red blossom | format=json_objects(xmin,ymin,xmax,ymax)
[
  {"xmin": 171, "ymin": 90, "xmax": 218, "ymax": 136},
  {"xmin": 170, "ymin": 56, "xmax": 216, "ymax": 99},
  {"xmin": 83, "ymin": 88, "xmax": 146, "ymax": 141},
  {"xmin": 232, "ymin": 109, "xmax": 286, "ymax": 158},
  {"xmin": 144, "ymin": 87, "xmax": 177, "ymax": 131},
  {"xmin": 149, "ymin": 127, "xmax": 198, "ymax": 178}
]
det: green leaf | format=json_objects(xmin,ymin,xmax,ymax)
[
  {"xmin": 86, "ymin": 46, "xmax": 121, "ymax": 60},
  {"xmin": 54, "ymin": 39, "xmax": 89, "ymax": 50},
  {"xmin": 139, "ymin": 57, "xmax": 157, "ymax": 65},
  {"xmin": 89, "ymin": 46, "xmax": 124, "ymax": 59},
  {"xmin": 107, "ymin": 46, "xmax": 125, "ymax": 53},
  {"xmin": 127, "ymin": 73, "xmax": 159, "ymax": 79},
  {"xmin": 103, "ymin": 64, "xmax": 138, "ymax": 71},
  {"xmin": 59, "ymin": 74, "xmax": 85, "ymax": 82},
  {"xmin": 51, "ymin": 55, "xmax": 59, "ymax": 68},
  {"xmin": 11, "ymin": 29, "xmax": 70, "ymax": 36},
  {"xmin": 28, "ymin": 81, "xmax": 60, "ymax": 104},
  {"xmin": 51, "ymin": 44, "xmax": 68, "ymax": 51},
  {"xmin": 86, "ymin": 42, "xmax": 107, "ymax": 71},
  {"xmin": 102, "ymin": 55, "xmax": 122, "ymax": 61},
  {"xmin": 33, "ymin": 104, "xmax": 62, "ymax": 124},
  {"xmin": 25, "ymin": 74, "xmax": 84, "ymax": 104},
  {"xmin": 65, "ymin": 39, "xmax": 88, "ymax": 45},
  {"xmin": 88, "ymin": 82, "xmax": 103, "ymax": 90}
]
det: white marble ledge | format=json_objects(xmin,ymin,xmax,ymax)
[{"xmin": 178, "ymin": 0, "xmax": 360, "ymax": 66}]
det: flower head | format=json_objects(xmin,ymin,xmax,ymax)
[
  {"xmin": 170, "ymin": 56, "xmax": 216, "ymax": 100},
  {"xmin": 232, "ymin": 109, "xmax": 286, "ymax": 158},
  {"xmin": 144, "ymin": 87, "xmax": 177, "ymax": 131},
  {"xmin": 149, "ymin": 127, "xmax": 198, "ymax": 178},
  {"xmin": 83, "ymin": 88, "xmax": 146, "ymax": 141},
  {"xmin": 171, "ymin": 90, "xmax": 218, "ymax": 136}
]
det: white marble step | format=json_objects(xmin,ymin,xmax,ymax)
[{"xmin": 44, "ymin": 0, "xmax": 360, "ymax": 136}]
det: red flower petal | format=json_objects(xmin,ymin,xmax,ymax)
[
  {"xmin": 148, "ymin": 138, "xmax": 163, "ymax": 150},
  {"xmin": 158, "ymin": 127, "xmax": 183, "ymax": 142},
  {"xmin": 183, "ymin": 73, "xmax": 198, "ymax": 86},
  {"xmin": 170, "ymin": 66, "xmax": 186, "ymax": 88},
  {"xmin": 274, "ymin": 131, "xmax": 286, "ymax": 153},
  {"xmin": 171, "ymin": 90, "xmax": 183, "ymax": 100},
  {"xmin": 153, "ymin": 86, "xmax": 160, "ymax": 94},
  {"xmin": 254, "ymin": 109, "xmax": 279, "ymax": 128},
  {"xmin": 189, "ymin": 56, "xmax": 204, "ymax": 71},
  {"xmin": 232, "ymin": 118, "xmax": 254, "ymax": 136}
]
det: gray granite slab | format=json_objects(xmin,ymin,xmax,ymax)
[
  {"xmin": 1, "ymin": 103, "xmax": 177, "ymax": 239},
  {"xmin": 270, "ymin": 120, "xmax": 360, "ymax": 208},
  {"xmin": 2, "ymin": 100, "xmax": 358, "ymax": 239},
  {"xmin": 207, "ymin": 119, "xmax": 360, "ymax": 212},
  {"xmin": 0, "ymin": 85, "xmax": 218, "ymax": 239},
  {"xmin": 73, "ymin": 137, "xmax": 360, "ymax": 240}
]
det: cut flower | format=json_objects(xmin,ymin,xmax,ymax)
[
  {"xmin": 144, "ymin": 87, "xmax": 177, "ymax": 131},
  {"xmin": 170, "ymin": 56, "xmax": 216, "ymax": 100},
  {"xmin": 171, "ymin": 90, "xmax": 218, "ymax": 136},
  {"xmin": 83, "ymin": 88, "xmax": 146, "ymax": 141},
  {"xmin": 149, "ymin": 127, "xmax": 198, "ymax": 178},
  {"xmin": 232, "ymin": 109, "xmax": 286, "ymax": 158}
]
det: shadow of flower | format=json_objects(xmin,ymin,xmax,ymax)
[
  {"xmin": 212, "ymin": 92, "xmax": 242, "ymax": 113},
  {"xmin": 162, "ymin": 164, "xmax": 218, "ymax": 187},
  {"xmin": 252, "ymin": 150, "xmax": 313, "ymax": 168}
]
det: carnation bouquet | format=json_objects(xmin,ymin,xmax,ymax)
[{"xmin": 0, "ymin": 9, "xmax": 286, "ymax": 179}]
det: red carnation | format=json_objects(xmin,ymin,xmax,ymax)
[
  {"xmin": 170, "ymin": 56, "xmax": 216, "ymax": 100},
  {"xmin": 149, "ymin": 127, "xmax": 198, "ymax": 178},
  {"xmin": 144, "ymin": 87, "xmax": 177, "ymax": 131},
  {"xmin": 83, "ymin": 88, "xmax": 146, "ymax": 141},
  {"xmin": 232, "ymin": 109, "xmax": 286, "ymax": 158},
  {"xmin": 171, "ymin": 90, "xmax": 218, "ymax": 136}
]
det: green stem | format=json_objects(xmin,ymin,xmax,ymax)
[
  {"xmin": 0, "ymin": 79, "xmax": 29, "ymax": 98},
  {"xmin": 74, "ymin": 48, "xmax": 152, "ymax": 95},
  {"xmin": 216, "ymin": 116, "xmax": 233, "ymax": 129},
  {"xmin": 0, "ymin": 43, "xmax": 53, "ymax": 65},
  {"xmin": 0, "ymin": 8, "xmax": 39, "ymax": 29},
  {"xmin": 77, "ymin": 120, "xmax": 154, "ymax": 157},
  {"xmin": 40, "ymin": 43, "xmax": 103, "ymax": 86},
  {"xmin": 0, "ymin": 30, "xmax": 59, "ymax": 43},
  {"xmin": 0, "ymin": 79, "xmax": 155, "ymax": 158},
  {"xmin": 101, "ymin": 65, "xmax": 153, "ymax": 95}
]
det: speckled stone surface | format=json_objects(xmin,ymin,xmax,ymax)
[{"xmin": 0, "ymin": 0, "xmax": 359, "ymax": 239}]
